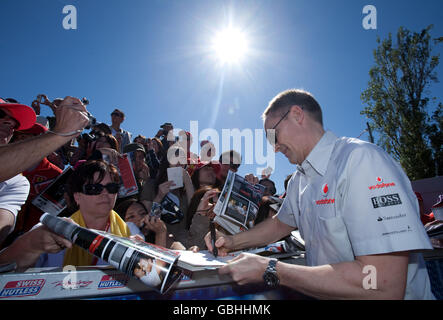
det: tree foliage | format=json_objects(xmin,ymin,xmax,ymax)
[{"xmin": 361, "ymin": 25, "xmax": 442, "ymax": 180}]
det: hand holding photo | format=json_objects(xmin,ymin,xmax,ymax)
[{"xmin": 167, "ymin": 167, "xmax": 183, "ymax": 190}]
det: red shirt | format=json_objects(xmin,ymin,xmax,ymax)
[{"xmin": 16, "ymin": 158, "xmax": 62, "ymax": 232}]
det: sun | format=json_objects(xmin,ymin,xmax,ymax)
[{"xmin": 211, "ymin": 27, "xmax": 249, "ymax": 65}]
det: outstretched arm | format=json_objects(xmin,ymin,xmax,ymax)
[{"xmin": 0, "ymin": 97, "xmax": 89, "ymax": 182}]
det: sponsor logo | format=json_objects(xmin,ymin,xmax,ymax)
[
  {"xmin": 321, "ymin": 183, "xmax": 329, "ymax": 197},
  {"xmin": 97, "ymin": 275, "xmax": 129, "ymax": 290},
  {"xmin": 382, "ymin": 225, "xmax": 412, "ymax": 236},
  {"xmin": 52, "ymin": 280, "xmax": 93, "ymax": 290},
  {"xmin": 0, "ymin": 279, "xmax": 45, "ymax": 298},
  {"xmin": 371, "ymin": 193, "xmax": 402, "ymax": 209},
  {"xmin": 376, "ymin": 213, "xmax": 406, "ymax": 222},
  {"xmin": 315, "ymin": 198, "xmax": 335, "ymax": 205},
  {"xmin": 368, "ymin": 177, "xmax": 396, "ymax": 190}
]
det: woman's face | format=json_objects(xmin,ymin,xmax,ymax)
[
  {"xmin": 95, "ymin": 137, "xmax": 112, "ymax": 150},
  {"xmin": 198, "ymin": 166, "xmax": 216, "ymax": 186},
  {"xmin": 125, "ymin": 202, "xmax": 146, "ymax": 227},
  {"xmin": 73, "ymin": 172, "xmax": 118, "ymax": 218}
]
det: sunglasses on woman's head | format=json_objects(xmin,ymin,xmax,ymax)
[{"xmin": 82, "ymin": 183, "xmax": 120, "ymax": 195}]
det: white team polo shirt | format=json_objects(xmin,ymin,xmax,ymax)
[
  {"xmin": 277, "ymin": 131, "xmax": 435, "ymax": 299},
  {"xmin": 0, "ymin": 174, "xmax": 30, "ymax": 233}
]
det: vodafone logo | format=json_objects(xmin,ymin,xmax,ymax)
[
  {"xmin": 368, "ymin": 177, "xmax": 396, "ymax": 190},
  {"xmin": 322, "ymin": 183, "xmax": 329, "ymax": 197},
  {"xmin": 316, "ymin": 183, "xmax": 334, "ymax": 205}
]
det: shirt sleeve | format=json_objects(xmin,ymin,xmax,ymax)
[
  {"xmin": 0, "ymin": 175, "xmax": 30, "ymax": 225},
  {"xmin": 276, "ymin": 174, "xmax": 298, "ymax": 228},
  {"xmin": 339, "ymin": 144, "xmax": 432, "ymax": 256}
]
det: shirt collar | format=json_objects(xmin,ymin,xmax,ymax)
[{"xmin": 301, "ymin": 130, "xmax": 338, "ymax": 176}]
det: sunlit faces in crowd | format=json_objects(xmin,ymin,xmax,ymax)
[
  {"xmin": 69, "ymin": 161, "xmax": 121, "ymax": 219},
  {"xmin": 125, "ymin": 202, "xmax": 147, "ymax": 228}
]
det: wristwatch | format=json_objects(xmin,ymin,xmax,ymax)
[{"xmin": 263, "ymin": 258, "xmax": 280, "ymax": 287}]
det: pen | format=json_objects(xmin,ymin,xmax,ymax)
[{"xmin": 210, "ymin": 220, "xmax": 218, "ymax": 257}]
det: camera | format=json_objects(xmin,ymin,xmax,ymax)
[
  {"xmin": 80, "ymin": 97, "xmax": 96, "ymax": 129},
  {"xmin": 85, "ymin": 112, "xmax": 96, "ymax": 130}
]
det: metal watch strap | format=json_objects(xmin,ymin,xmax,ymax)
[
  {"xmin": 267, "ymin": 259, "xmax": 278, "ymax": 272},
  {"xmin": 263, "ymin": 258, "xmax": 280, "ymax": 287}
]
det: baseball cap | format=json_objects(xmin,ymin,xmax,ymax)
[
  {"xmin": 0, "ymin": 98, "xmax": 36, "ymax": 130},
  {"xmin": 160, "ymin": 122, "xmax": 173, "ymax": 128},
  {"xmin": 18, "ymin": 122, "xmax": 48, "ymax": 135},
  {"xmin": 123, "ymin": 143, "xmax": 146, "ymax": 154}
]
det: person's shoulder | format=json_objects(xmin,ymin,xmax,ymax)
[
  {"xmin": 0, "ymin": 174, "xmax": 30, "ymax": 190},
  {"xmin": 334, "ymin": 136, "xmax": 389, "ymax": 161}
]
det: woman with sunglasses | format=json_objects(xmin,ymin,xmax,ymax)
[{"xmin": 35, "ymin": 160, "xmax": 131, "ymax": 267}]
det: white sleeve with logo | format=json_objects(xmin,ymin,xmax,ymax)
[{"xmin": 338, "ymin": 144, "xmax": 432, "ymax": 256}]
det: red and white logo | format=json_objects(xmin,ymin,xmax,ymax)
[
  {"xmin": 316, "ymin": 183, "xmax": 334, "ymax": 205},
  {"xmin": 321, "ymin": 183, "xmax": 329, "ymax": 197},
  {"xmin": 368, "ymin": 177, "xmax": 396, "ymax": 190}
]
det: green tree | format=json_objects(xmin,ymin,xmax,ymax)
[{"xmin": 361, "ymin": 25, "xmax": 442, "ymax": 180}]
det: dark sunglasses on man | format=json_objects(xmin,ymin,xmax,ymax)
[
  {"xmin": 82, "ymin": 183, "xmax": 120, "ymax": 195},
  {"xmin": 0, "ymin": 109, "xmax": 19, "ymax": 129}
]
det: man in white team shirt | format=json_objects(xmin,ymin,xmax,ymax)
[
  {"xmin": 0, "ymin": 98, "xmax": 34, "ymax": 246},
  {"xmin": 205, "ymin": 89, "xmax": 435, "ymax": 300}
]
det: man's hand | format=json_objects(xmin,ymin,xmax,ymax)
[
  {"xmin": 204, "ymin": 228, "xmax": 235, "ymax": 257},
  {"xmin": 52, "ymin": 96, "xmax": 89, "ymax": 137},
  {"xmin": 27, "ymin": 224, "xmax": 73, "ymax": 255},
  {"xmin": 219, "ymin": 253, "xmax": 270, "ymax": 285}
]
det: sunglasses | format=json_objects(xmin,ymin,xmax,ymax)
[
  {"xmin": 0, "ymin": 109, "xmax": 19, "ymax": 129},
  {"xmin": 111, "ymin": 113, "xmax": 123, "ymax": 118},
  {"xmin": 82, "ymin": 182, "xmax": 120, "ymax": 195},
  {"xmin": 266, "ymin": 109, "xmax": 291, "ymax": 147}
]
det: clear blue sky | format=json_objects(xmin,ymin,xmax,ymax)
[{"xmin": 1, "ymin": 0, "xmax": 443, "ymax": 194}]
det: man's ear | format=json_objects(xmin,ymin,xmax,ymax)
[{"xmin": 290, "ymin": 105, "xmax": 304, "ymax": 123}]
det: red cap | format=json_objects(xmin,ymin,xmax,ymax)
[
  {"xmin": 18, "ymin": 122, "xmax": 48, "ymax": 135},
  {"xmin": 0, "ymin": 98, "xmax": 36, "ymax": 130}
]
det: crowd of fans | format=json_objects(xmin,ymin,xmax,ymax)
[
  {"xmin": 1, "ymin": 90, "xmax": 442, "ymax": 300},
  {"xmin": 0, "ymin": 94, "xmax": 290, "ymax": 269}
]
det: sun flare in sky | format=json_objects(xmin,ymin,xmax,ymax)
[{"xmin": 211, "ymin": 27, "xmax": 249, "ymax": 65}]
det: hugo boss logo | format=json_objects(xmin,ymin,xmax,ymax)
[{"xmin": 371, "ymin": 193, "xmax": 402, "ymax": 209}]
